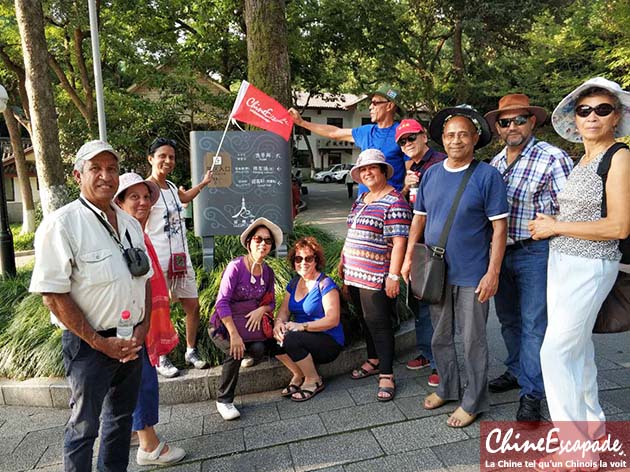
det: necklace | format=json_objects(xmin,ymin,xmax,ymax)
[{"xmin": 247, "ymin": 254, "xmax": 265, "ymax": 285}]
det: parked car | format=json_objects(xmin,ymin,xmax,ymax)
[{"xmin": 313, "ymin": 163, "xmax": 352, "ymax": 183}]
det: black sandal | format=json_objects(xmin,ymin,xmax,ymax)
[
  {"xmin": 377, "ymin": 375, "xmax": 395, "ymax": 402},
  {"xmin": 291, "ymin": 380, "xmax": 325, "ymax": 402},
  {"xmin": 281, "ymin": 378, "xmax": 304, "ymax": 397},
  {"xmin": 351, "ymin": 359, "xmax": 380, "ymax": 379}
]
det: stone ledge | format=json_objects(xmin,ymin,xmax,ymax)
[{"xmin": 0, "ymin": 320, "xmax": 414, "ymax": 409}]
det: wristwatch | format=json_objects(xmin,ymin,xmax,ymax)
[
  {"xmin": 387, "ymin": 273, "xmax": 400, "ymax": 281},
  {"xmin": 303, "ymin": 323, "xmax": 309, "ymax": 332}
]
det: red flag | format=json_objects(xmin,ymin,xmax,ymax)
[{"xmin": 230, "ymin": 81, "xmax": 294, "ymax": 141}]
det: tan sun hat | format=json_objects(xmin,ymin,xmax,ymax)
[
  {"xmin": 350, "ymin": 148, "xmax": 394, "ymax": 183},
  {"xmin": 240, "ymin": 217, "xmax": 283, "ymax": 249},
  {"xmin": 114, "ymin": 172, "xmax": 160, "ymax": 205}
]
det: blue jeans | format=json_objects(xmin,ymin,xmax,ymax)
[
  {"xmin": 410, "ymin": 298, "xmax": 435, "ymax": 368},
  {"xmin": 62, "ymin": 330, "xmax": 142, "ymax": 472},
  {"xmin": 494, "ymin": 239, "xmax": 548, "ymax": 400},
  {"xmin": 132, "ymin": 347, "xmax": 159, "ymax": 431}
]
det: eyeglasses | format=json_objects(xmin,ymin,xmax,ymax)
[
  {"xmin": 149, "ymin": 137, "xmax": 177, "ymax": 154},
  {"xmin": 251, "ymin": 236, "xmax": 273, "ymax": 245},
  {"xmin": 497, "ymin": 115, "xmax": 531, "ymax": 128},
  {"xmin": 370, "ymin": 100, "xmax": 389, "ymax": 107},
  {"xmin": 294, "ymin": 255, "xmax": 315, "ymax": 264},
  {"xmin": 575, "ymin": 103, "xmax": 617, "ymax": 118},
  {"xmin": 398, "ymin": 134, "xmax": 419, "ymax": 146}
]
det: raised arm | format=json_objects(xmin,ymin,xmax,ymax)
[
  {"xmin": 179, "ymin": 169, "xmax": 213, "ymax": 204},
  {"xmin": 288, "ymin": 108, "xmax": 355, "ymax": 142}
]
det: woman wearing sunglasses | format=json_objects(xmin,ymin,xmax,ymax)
[
  {"xmin": 209, "ymin": 218, "xmax": 281, "ymax": 420},
  {"xmin": 529, "ymin": 78, "xmax": 630, "ymax": 470},
  {"xmin": 145, "ymin": 137, "xmax": 213, "ymax": 378},
  {"xmin": 272, "ymin": 237, "xmax": 345, "ymax": 401}
]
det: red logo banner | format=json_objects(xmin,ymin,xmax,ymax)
[{"xmin": 230, "ymin": 81, "xmax": 294, "ymax": 141}]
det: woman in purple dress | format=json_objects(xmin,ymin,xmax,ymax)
[{"xmin": 209, "ymin": 218, "xmax": 283, "ymax": 421}]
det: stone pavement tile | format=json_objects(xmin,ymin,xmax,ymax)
[
  {"xmin": 244, "ymin": 414, "xmax": 326, "ymax": 450},
  {"xmin": 169, "ymin": 429, "xmax": 245, "ymax": 463},
  {"xmin": 289, "ymin": 430, "xmax": 382, "ymax": 472},
  {"xmin": 314, "ymin": 467, "xmax": 344, "ymax": 472},
  {"xmin": 607, "ymin": 412, "xmax": 630, "ymax": 420},
  {"xmin": 277, "ymin": 389, "xmax": 355, "ymax": 420},
  {"xmin": 157, "ymin": 462, "xmax": 202, "ymax": 472},
  {"xmin": 170, "ymin": 400, "xmax": 218, "ymax": 420},
  {"xmin": 324, "ymin": 373, "xmax": 377, "ymax": 392},
  {"xmin": 344, "ymin": 448, "xmax": 447, "ymax": 472},
  {"xmin": 0, "ymin": 406, "xmax": 69, "ymax": 437},
  {"xmin": 489, "ymin": 389, "xmax": 520, "ymax": 406},
  {"xmin": 346, "ymin": 377, "xmax": 424, "ymax": 406},
  {"xmin": 152, "ymin": 415, "xmax": 204, "ymax": 442},
  {"xmin": 239, "ymin": 388, "xmax": 285, "ymax": 405},
  {"xmin": 203, "ymin": 402, "xmax": 280, "ymax": 434},
  {"xmin": 394, "ymin": 394, "xmax": 454, "ymax": 421},
  {"xmin": 600, "ymin": 369, "xmax": 630, "ymax": 388},
  {"xmin": 600, "ymin": 390, "xmax": 630, "ymax": 414},
  {"xmin": 319, "ymin": 401, "xmax": 405, "ymax": 434},
  {"xmin": 431, "ymin": 438, "xmax": 481, "ymax": 472},
  {"xmin": 598, "ymin": 377, "xmax": 622, "ymax": 391},
  {"xmin": 371, "ymin": 415, "xmax": 469, "ymax": 454},
  {"xmin": 157, "ymin": 404, "xmax": 173, "ymax": 424},
  {"xmin": 35, "ymin": 444, "xmax": 63, "ymax": 469},
  {"xmin": 201, "ymin": 444, "xmax": 293, "ymax": 472},
  {"xmin": 0, "ymin": 438, "xmax": 46, "ymax": 471},
  {"xmin": 596, "ymin": 356, "xmax": 626, "ymax": 371}
]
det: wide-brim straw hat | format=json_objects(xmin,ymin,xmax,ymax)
[
  {"xmin": 114, "ymin": 172, "xmax": 160, "ymax": 205},
  {"xmin": 551, "ymin": 77, "xmax": 630, "ymax": 143},
  {"xmin": 484, "ymin": 94, "xmax": 548, "ymax": 131},
  {"xmin": 240, "ymin": 217, "xmax": 283, "ymax": 249},
  {"xmin": 350, "ymin": 148, "xmax": 394, "ymax": 183},
  {"xmin": 429, "ymin": 105, "xmax": 492, "ymax": 149}
]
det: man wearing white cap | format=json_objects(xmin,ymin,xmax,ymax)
[
  {"xmin": 289, "ymin": 84, "xmax": 407, "ymax": 194},
  {"xmin": 30, "ymin": 140, "xmax": 153, "ymax": 471}
]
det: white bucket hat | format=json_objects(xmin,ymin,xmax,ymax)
[
  {"xmin": 240, "ymin": 217, "xmax": 283, "ymax": 250},
  {"xmin": 114, "ymin": 173, "xmax": 160, "ymax": 205},
  {"xmin": 350, "ymin": 149, "xmax": 394, "ymax": 183},
  {"xmin": 551, "ymin": 77, "xmax": 630, "ymax": 143}
]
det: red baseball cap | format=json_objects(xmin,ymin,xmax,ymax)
[{"xmin": 395, "ymin": 119, "xmax": 426, "ymax": 143}]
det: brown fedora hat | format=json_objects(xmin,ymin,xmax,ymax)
[{"xmin": 484, "ymin": 94, "xmax": 548, "ymax": 131}]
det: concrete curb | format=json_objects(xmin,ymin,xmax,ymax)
[{"xmin": 0, "ymin": 320, "xmax": 415, "ymax": 409}]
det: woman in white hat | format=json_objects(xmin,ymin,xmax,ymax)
[
  {"xmin": 341, "ymin": 149, "xmax": 412, "ymax": 402},
  {"xmin": 209, "ymin": 217, "xmax": 282, "ymax": 420},
  {"xmin": 529, "ymin": 77, "xmax": 630, "ymax": 469},
  {"xmin": 115, "ymin": 173, "xmax": 185, "ymax": 466}
]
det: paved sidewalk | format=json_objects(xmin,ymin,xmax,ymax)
[{"xmin": 1, "ymin": 313, "xmax": 629, "ymax": 471}]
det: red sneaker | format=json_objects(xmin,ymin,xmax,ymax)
[
  {"xmin": 406, "ymin": 355, "xmax": 430, "ymax": 370},
  {"xmin": 428, "ymin": 369, "xmax": 440, "ymax": 387}
]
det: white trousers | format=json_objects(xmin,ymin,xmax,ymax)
[{"xmin": 541, "ymin": 250, "xmax": 618, "ymax": 437}]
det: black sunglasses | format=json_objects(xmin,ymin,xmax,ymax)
[
  {"xmin": 149, "ymin": 137, "xmax": 177, "ymax": 155},
  {"xmin": 370, "ymin": 100, "xmax": 389, "ymax": 107},
  {"xmin": 575, "ymin": 103, "xmax": 617, "ymax": 118},
  {"xmin": 398, "ymin": 134, "xmax": 419, "ymax": 146},
  {"xmin": 294, "ymin": 255, "xmax": 315, "ymax": 264},
  {"xmin": 497, "ymin": 115, "xmax": 532, "ymax": 128},
  {"xmin": 251, "ymin": 235, "xmax": 273, "ymax": 246}
]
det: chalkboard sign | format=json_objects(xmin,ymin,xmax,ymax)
[{"xmin": 190, "ymin": 131, "xmax": 293, "ymax": 269}]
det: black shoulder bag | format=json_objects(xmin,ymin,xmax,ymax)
[
  {"xmin": 409, "ymin": 161, "xmax": 478, "ymax": 304},
  {"xmin": 592, "ymin": 143, "xmax": 630, "ymax": 334}
]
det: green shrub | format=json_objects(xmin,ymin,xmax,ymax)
[{"xmin": 10, "ymin": 225, "xmax": 35, "ymax": 251}]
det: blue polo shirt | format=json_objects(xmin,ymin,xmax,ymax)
[{"xmin": 352, "ymin": 123, "xmax": 406, "ymax": 194}]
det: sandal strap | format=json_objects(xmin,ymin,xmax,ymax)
[{"xmin": 366, "ymin": 359, "xmax": 379, "ymax": 369}]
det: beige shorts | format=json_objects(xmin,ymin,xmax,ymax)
[{"xmin": 163, "ymin": 269, "xmax": 199, "ymax": 300}]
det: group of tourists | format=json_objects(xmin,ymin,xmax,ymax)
[{"xmin": 28, "ymin": 76, "xmax": 629, "ymax": 471}]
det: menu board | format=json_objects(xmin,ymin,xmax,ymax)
[{"xmin": 190, "ymin": 131, "xmax": 292, "ymax": 264}]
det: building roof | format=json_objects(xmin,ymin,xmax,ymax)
[{"xmin": 293, "ymin": 92, "xmax": 367, "ymax": 110}]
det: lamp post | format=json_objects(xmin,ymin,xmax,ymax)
[{"xmin": 0, "ymin": 84, "xmax": 16, "ymax": 277}]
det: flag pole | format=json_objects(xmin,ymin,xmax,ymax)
[{"xmin": 209, "ymin": 116, "xmax": 232, "ymax": 172}]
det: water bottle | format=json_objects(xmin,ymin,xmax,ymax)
[
  {"xmin": 409, "ymin": 171, "xmax": 420, "ymax": 204},
  {"xmin": 116, "ymin": 310, "xmax": 134, "ymax": 340}
]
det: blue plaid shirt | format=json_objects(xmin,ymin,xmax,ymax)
[{"xmin": 490, "ymin": 136, "xmax": 573, "ymax": 242}]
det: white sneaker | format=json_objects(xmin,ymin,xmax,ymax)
[
  {"xmin": 185, "ymin": 349, "xmax": 207, "ymax": 369},
  {"xmin": 241, "ymin": 355, "xmax": 255, "ymax": 368},
  {"xmin": 156, "ymin": 356, "xmax": 179, "ymax": 378},
  {"xmin": 216, "ymin": 401, "xmax": 240, "ymax": 421},
  {"xmin": 136, "ymin": 442, "xmax": 186, "ymax": 466}
]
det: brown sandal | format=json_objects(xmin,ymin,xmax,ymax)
[
  {"xmin": 447, "ymin": 406, "xmax": 478, "ymax": 428},
  {"xmin": 281, "ymin": 378, "xmax": 304, "ymax": 397},
  {"xmin": 423, "ymin": 392, "xmax": 448, "ymax": 410},
  {"xmin": 351, "ymin": 359, "xmax": 380, "ymax": 379},
  {"xmin": 377, "ymin": 375, "xmax": 395, "ymax": 402}
]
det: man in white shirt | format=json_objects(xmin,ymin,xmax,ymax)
[{"xmin": 29, "ymin": 140, "xmax": 153, "ymax": 472}]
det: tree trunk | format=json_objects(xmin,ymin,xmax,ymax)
[
  {"xmin": 243, "ymin": 0, "xmax": 291, "ymax": 108},
  {"xmin": 452, "ymin": 18, "xmax": 467, "ymax": 103},
  {"xmin": 3, "ymin": 108, "xmax": 35, "ymax": 233},
  {"xmin": 14, "ymin": 0, "xmax": 68, "ymax": 215}
]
